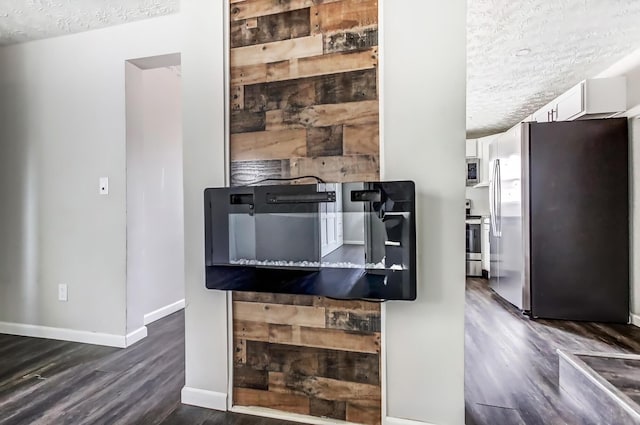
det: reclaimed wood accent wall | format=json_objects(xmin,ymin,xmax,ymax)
[
  {"xmin": 228, "ymin": 0, "xmax": 381, "ymax": 423},
  {"xmin": 229, "ymin": 0, "xmax": 380, "ymax": 186}
]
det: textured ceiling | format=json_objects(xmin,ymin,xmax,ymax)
[
  {"xmin": 3, "ymin": 0, "xmax": 640, "ymax": 138},
  {"xmin": 0, "ymin": 0, "xmax": 178, "ymax": 46},
  {"xmin": 467, "ymin": 0, "xmax": 640, "ymax": 138}
]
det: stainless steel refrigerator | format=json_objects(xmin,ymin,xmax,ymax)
[{"xmin": 489, "ymin": 118, "xmax": 629, "ymax": 323}]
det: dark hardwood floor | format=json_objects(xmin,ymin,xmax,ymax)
[
  {"xmin": 465, "ymin": 277, "xmax": 640, "ymax": 425},
  {"xmin": 0, "ymin": 311, "xmax": 298, "ymax": 425},
  {"xmin": 4, "ymin": 281, "xmax": 640, "ymax": 424}
]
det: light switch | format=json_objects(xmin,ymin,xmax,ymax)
[{"xmin": 99, "ymin": 177, "xmax": 109, "ymax": 195}]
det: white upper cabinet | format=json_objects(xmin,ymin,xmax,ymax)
[
  {"xmin": 530, "ymin": 77, "xmax": 627, "ymax": 123},
  {"xmin": 466, "ymin": 139, "xmax": 478, "ymax": 158}
]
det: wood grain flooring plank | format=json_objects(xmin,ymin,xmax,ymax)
[
  {"xmin": 464, "ymin": 278, "xmax": 640, "ymax": 425},
  {"xmin": 230, "ymin": 129, "xmax": 307, "ymax": 161},
  {"xmin": 230, "ymin": 35, "xmax": 323, "ymax": 68},
  {"xmin": 230, "ymin": 0, "xmax": 342, "ymax": 21},
  {"xmin": 234, "ymin": 302, "xmax": 326, "ymax": 328}
]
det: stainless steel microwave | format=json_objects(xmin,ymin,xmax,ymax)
[{"xmin": 466, "ymin": 158, "xmax": 480, "ymax": 186}]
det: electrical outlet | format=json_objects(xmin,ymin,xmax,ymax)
[{"xmin": 58, "ymin": 284, "xmax": 68, "ymax": 302}]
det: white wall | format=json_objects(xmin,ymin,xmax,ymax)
[
  {"xmin": 465, "ymin": 187, "xmax": 489, "ymax": 216},
  {"xmin": 0, "ymin": 15, "xmax": 180, "ymax": 338},
  {"xmin": 126, "ymin": 65, "xmax": 185, "ymax": 333},
  {"xmin": 179, "ymin": 0, "xmax": 466, "ymax": 421},
  {"xmin": 383, "ymin": 1, "xmax": 466, "ymax": 425},
  {"xmin": 181, "ymin": 0, "xmax": 229, "ymax": 408}
]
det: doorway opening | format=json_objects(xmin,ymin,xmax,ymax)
[{"xmin": 125, "ymin": 53, "xmax": 185, "ymax": 342}]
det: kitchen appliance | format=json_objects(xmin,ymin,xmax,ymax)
[
  {"xmin": 203, "ymin": 181, "xmax": 416, "ymax": 301},
  {"xmin": 466, "ymin": 158, "xmax": 480, "ymax": 186},
  {"xmin": 466, "ymin": 216, "xmax": 482, "ymax": 277},
  {"xmin": 489, "ymin": 118, "xmax": 629, "ymax": 323},
  {"xmin": 465, "ymin": 199, "xmax": 472, "ymax": 216}
]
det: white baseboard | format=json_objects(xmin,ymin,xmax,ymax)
[
  {"xmin": 343, "ymin": 240, "xmax": 365, "ymax": 245},
  {"xmin": 144, "ymin": 299, "xmax": 185, "ymax": 325},
  {"xmin": 231, "ymin": 406, "xmax": 361, "ymax": 425},
  {"xmin": 181, "ymin": 387, "xmax": 227, "ymax": 411},
  {"xmin": 385, "ymin": 417, "xmax": 437, "ymax": 425},
  {"xmin": 631, "ymin": 314, "xmax": 640, "ymax": 328},
  {"xmin": 125, "ymin": 326, "xmax": 148, "ymax": 347},
  {"xmin": 0, "ymin": 321, "xmax": 129, "ymax": 348}
]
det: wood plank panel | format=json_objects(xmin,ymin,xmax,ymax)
[
  {"xmin": 229, "ymin": 2, "xmax": 381, "ymax": 422},
  {"xmin": 269, "ymin": 324, "xmax": 380, "ymax": 353},
  {"xmin": 311, "ymin": 0, "xmax": 378, "ymax": 32},
  {"xmin": 313, "ymin": 296, "xmax": 381, "ymax": 311},
  {"xmin": 265, "ymin": 110, "xmax": 306, "ymax": 131},
  {"xmin": 324, "ymin": 27, "xmax": 378, "ymax": 53},
  {"xmin": 230, "ymin": 159, "xmax": 290, "ymax": 186},
  {"xmin": 325, "ymin": 308, "xmax": 381, "ymax": 332},
  {"xmin": 230, "ymin": 110, "xmax": 266, "ymax": 134},
  {"xmin": 283, "ymin": 100, "xmax": 378, "ymax": 127},
  {"xmin": 230, "ymin": 35, "xmax": 323, "ymax": 67},
  {"xmin": 234, "ymin": 301, "xmax": 327, "ymax": 328},
  {"xmin": 233, "ymin": 388, "xmax": 311, "ymax": 415},
  {"xmin": 232, "ymin": 47, "xmax": 377, "ymax": 86},
  {"xmin": 244, "ymin": 69, "xmax": 376, "ymax": 113},
  {"xmin": 230, "ymin": 129, "xmax": 307, "ymax": 161},
  {"xmin": 230, "ymin": 0, "xmax": 342, "ymax": 21},
  {"xmin": 234, "ymin": 365, "xmax": 269, "ymax": 390},
  {"xmin": 343, "ymin": 123, "xmax": 379, "ymax": 155},
  {"xmin": 234, "ymin": 319, "xmax": 270, "ymax": 342},
  {"xmin": 269, "ymin": 48, "xmax": 378, "ymax": 83},
  {"xmin": 268, "ymin": 373, "xmax": 381, "ymax": 402},
  {"xmin": 346, "ymin": 399, "xmax": 382, "ymax": 425},
  {"xmin": 231, "ymin": 85, "xmax": 245, "ymax": 111},
  {"xmin": 307, "ymin": 126, "xmax": 343, "ymax": 157},
  {"xmin": 230, "ymin": 8, "xmax": 311, "ymax": 48},
  {"xmin": 290, "ymin": 155, "xmax": 379, "ymax": 183},
  {"xmin": 233, "ymin": 291, "xmax": 315, "ymax": 306}
]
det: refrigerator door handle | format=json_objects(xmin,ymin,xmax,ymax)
[
  {"xmin": 496, "ymin": 159, "xmax": 502, "ymax": 237},
  {"xmin": 490, "ymin": 159, "xmax": 498, "ymax": 236}
]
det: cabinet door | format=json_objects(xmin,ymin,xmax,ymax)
[
  {"xmin": 466, "ymin": 139, "xmax": 478, "ymax": 157},
  {"xmin": 532, "ymin": 108, "xmax": 551, "ymax": 123},
  {"xmin": 555, "ymin": 84, "xmax": 584, "ymax": 121}
]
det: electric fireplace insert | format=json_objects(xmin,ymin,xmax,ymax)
[{"xmin": 204, "ymin": 181, "xmax": 416, "ymax": 301}]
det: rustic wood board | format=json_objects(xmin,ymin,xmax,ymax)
[
  {"xmin": 228, "ymin": 1, "xmax": 381, "ymax": 423},
  {"xmin": 230, "ymin": 0, "xmax": 343, "ymax": 21},
  {"xmin": 230, "ymin": 128, "xmax": 307, "ymax": 161}
]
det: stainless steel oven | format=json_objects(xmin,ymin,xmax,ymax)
[{"xmin": 466, "ymin": 217, "xmax": 482, "ymax": 276}]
